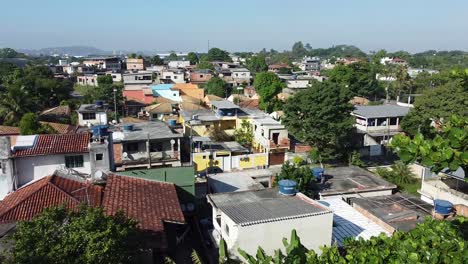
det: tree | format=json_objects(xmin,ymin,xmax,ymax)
[
  {"xmin": 277, "ymin": 67, "xmax": 292, "ymax": 75},
  {"xmin": 253, "ymin": 72, "xmax": 283, "ymax": 113},
  {"xmin": 196, "ymin": 61, "xmax": 215, "ymax": 71},
  {"xmin": 128, "ymin": 53, "xmax": 137, "ymax": 59},
  {"xmin": 166, "ymin": 52, "xmax": 178, "ymax": 61},
  {"xmin": 3, "ymin": 206, "xmax": 141, "ymax": 264},
  {"xmin": 0, "ymin": 48, "xmax": 24, "ymax": 58},
  {"xmin": 150, "ymin": 55, "xmax": 164, "ymax": 65},
  {"xmin": 400, "ymin": 80, "xmax": 468, "ymax": 136},
  {"xmin": 205, "ymin": 76, "xmax": 227, "ymax": 98},
  {"xmin": 376, "ymin": 161, "xmax": 416, "ymax": 186},
  {"xmin": 19, "ymin": 113, "xmax": 53, "ymax": 135},
  {"xmin": 236, "ymin": 217, "xmax": 468, "ymax": 263},
  {"xmin": 0, "ymin": 83, "xmax": 33, "ymax": 125},
  {"xmin": 234, "ymin": 120, "xmax": 253, "ymax": 149},
  {"xmin": 282, "ymin": 82, "xmax": 355, "ymax": 161},
  {"xmin": 204, "ymin": 48, "xmax": 232, "ymax": 62},
  {"xmin": 291, "ymin": 41, "xmax": 308, "ymax": 59},
  {"xmin": 187, "ymin": 52, "xmax": 199, "ymax": 65},
  {"xmin": 246, "ymin": 55, "xmax": 267, "ymax": 75},
  {"xmin": 390, "ymin": 115, "xmax": 468, "ymax": 175}
]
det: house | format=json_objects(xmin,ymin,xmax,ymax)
[
  {"xmin": 380, "ymin": 57, "xmax": 407, "ymax": 67},
  {"xmin": 203, "ymin": 94, "xmax": 224, "ymax": 107},
  {"xmin": 168, "ymin": 60, "xmax": 190, "ymax": 69},
  {"xmin": 103, "ymin": 174, "xmax": 186, "ymax": 252},
  {"xmin": 106, "ymin": 71, "xmax": 123, "ymax": 82},
  {"xmin": 126, "ymin": 58, "xmax": 144, "ymax": 70},
  {"xmin": 160, "ymin": 69, "xmax": 185, "ymax": 84},
  {"xmin": 351, "ymin": 194, "xmax": 432, "ymax": 233},
  {"xmin": 206, "ymin": 188, "xmax": 333, "ymax": 259},
  {"xmin": 82, "ymin": 57, "xmax": 122, "ymax": 71},
  {"xmin": 0, "ymin": 132, "xmax": 113, "ymax": 199},
  {"xmin": 144, "ymin": 103, "xmax": 177, "ymax": 121},
  {"xmin": 112, "ymin": 121, "xmax": 184, "ymax": 171},
  {"xmin": 39, "ymin": 105, "xmax": 71, "ymax": 123},
  {"xmin": 268, "ymin": 63, "xmax": 291, "ymax": 73},
  {"xmin": 243, "ymin": 86, "xmax": 257, "ymax": 98},
  {"xmin": 77, "ymin": 103, "xmax": 108, "ymax": 126},
  {"xmin": 299, "ymin": 57, "xmax": 321, "ymax": 71},
  {"xmin": 321, "ymin": 197, "xmax": 390, "ymax": 246},
  {"xmin": 76, "ymin": 74, "xmax": 99, "ymax": 87},
  {"xmin": 407, "ymin": 68, "xmax": 439, "ymax": 78},
  {"xmin": 123, "ymin": 71, "xmax": 153, "ymax": 85},
  {"xmin": 317, "ymin": 166, "xmax": 396, "ymax": 199},
  {"xmin": 251, "ymin": 115, "xmax": 290, "ymax": 165},
  {"xmin": 173, "ymin": 83, "xmax": 204, "ymax": 101},
  {"xmin": 190, "ymin": 69, "xmax": 213, "ymax": 84},
  {"xmin": 229, "ymin": 68, "xmax": 251, "ymax": 85},
  {"xmin": 150, "ymin": 84, "xmax": 182, "ymax": 102},
  {"xmin": 351, "ymin": 104, "xmax": 410, "ymax": 156}
]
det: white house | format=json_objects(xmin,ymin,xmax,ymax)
[
  {"xmin": 299, "ymin": 57, "xmax": 321, "ymax": 71},
  {"xmin": 123, "ymin": 71, "xmax": 153, "ymax": 85},
  {"xmin": 351, "ymin": 104, "xmax": 410, "ymax": 156},
  {"xmin": 251, "ymin": 116, "xmax": 290, "ymax": 165},
  {"xmin": 0, "ymin": 133, "xmax": 113, "ymax": 200},
  {"xmin": 168, "ymin": 60, "xmax": 190, "ymax": 69},
  {"xmin": 77, "ymin": 103, "xmax": 108, "ymax": 126},
  {"xmin": 207, "ymin": 188, "xmax": 333, "ymax": 259},
  {"xmin": 160, "ymin": 69, "xmax": 185, "ymax": 84}
]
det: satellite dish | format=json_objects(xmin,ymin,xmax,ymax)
[
  {"xmin": 94, "ymin": 170, "xmax": 103, "ymax": 180},
  {"xmin": 123, "ymin": 152, "xmax": 128, "ymax": 158}
]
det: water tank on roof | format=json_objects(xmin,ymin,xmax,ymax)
[
  {"xmin": 278, "ymin": 179, "xmax": 297, "ymax": 196},
  {"xmin": 123, "ymin": 124, "xmax": 134, "ymax": 132},
  {"xmin": 434, "ymin": 199, "xmax": 453, "ymax": 215},
  {"xmin": 218, "ymin": 110, "xmax": 225, "ymax": 116},
  {"xmin": 92, "ymin": 125, "xmax": 108, "ymax": 137},
  {"xmin": 95, "ymin": 100, "xmax": 104, "ymax": 107},
  {"xmin": 312, "ymin": 167, "xmax": 324, "ymax": 182},
  {"xmin": 168, "ymin": 119, "xmax": 177, "ymax": 126}
]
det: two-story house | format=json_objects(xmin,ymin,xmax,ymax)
[
  {"xmin": 351, "ymin": 104, "xmax": 410, "ymax": 156},
  {"xmin": 123, "ymin": 71, "xmax": 153, "ymax": 85},
  {"xmin": 160, "ymin": 69, "xmax": 186, "ymax": 84},
  {"xmin": 126, "ymin": 58, "xmax": 145, "ymax": 70},
  {"xmin": 77, "ymin": 102, "xmax": 108, "ymax": 126},
  {"xmin": 190, "ymin": 69, "xmax": 213, "ymax": 84},
  {"xmin": 251, "ymin": 116, "xmax": 290, "ymax": 165}
]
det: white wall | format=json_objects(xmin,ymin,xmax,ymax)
[
  {"xmin": 287, "ymin": 80, "xmax": 309, "ymax": 88},
  {"xmin": 15, "ymin": 154, "xmax": 91, "ymax": 187},
  {"xmin": 221, "ymin": 211, "xmax": 333, "ymax": 259},
  {"xmin": 168, "ymin": 61, "xmax": 190, "ymax": 68},
  {"xmin": 78, "ymin": 111, "xmax": 107, "ymax": 126}
]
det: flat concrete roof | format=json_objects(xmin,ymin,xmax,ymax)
[
  {"xmin": 211, "ymin": 100, "xmax": 240, "ymax": 109},
  {"xmin": 208, "ymin": 170, "xmax": 267, "ymax": 193},
  {"xmin": 350, "ymin": 194, "xmax": 432, "ymax": 232},
  {"xmin": 352, "ymin": 105, "xmax": 410, "ymax": 118},
  {"xmin": 112, "ymin": 121, "xmax": 182, "ymax": 142},
  {"xmin": 319, "ymin": 166, "xmax": 396, "ymax": 196}
]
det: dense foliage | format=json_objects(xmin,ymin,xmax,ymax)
[
  {"xmin": 246, "ymin": 55, "xmax": 268, "ymax": 75},
  {"xmin": 3, "ymin": 206, "xmax": 141, "ymax": 264},
  {"xmin": 390, "ymin": 115, "xmax": 468, "ymax": 174},
  {"xmin": 275, "ymin": 162, "xmax": 317, "ymax": 197},
  {"xmin": 283, "ymin": 82, "xmax": 355, "ymax": 161},
  {"xmin": 234, "ymin": 120, "xmax": 253, "ymax": 149},
  {"xmin": 253, "ymin": 72, "xmax": 283, "ymax": 113},
  {"xmin": 187, "ymin": 52, "xmax": 199, "ymax": 65},
  {"xmin": 237, "ymin": 217, "xmax": 468, "ymax": 264},
  {"xmin": 205, "ymin": 76, "xmax": 227, "ymax": 98},
  {"xmin": 202, "ymin": 48, "xmax": 232, "ymax": 62},
  {"xmin": 19, "ymin": 113, "xmax": 53, "ymax": 135}
]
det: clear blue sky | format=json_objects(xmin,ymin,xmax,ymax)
[{"xmin": 1, "ymin": 0, "xmax": 467, "ymax": 53}]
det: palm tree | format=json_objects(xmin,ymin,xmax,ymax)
[{"xmin": 0, "ymin": 83, "xmax": 32, "ymax": 125}]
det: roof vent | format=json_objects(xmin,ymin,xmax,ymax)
[{"xmin": 278, "ymin": 179, "xmax": 297, "ymax": 196}]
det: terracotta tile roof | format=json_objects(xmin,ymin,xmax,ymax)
[
  {"xmin": 12, "ymin": 133, "xmax": 91, "ymax": 157},
  {"xmin": 172, "ymin": 83, "xmax": 199, "ymax": 90},
  {"xmin": 123, "ymin": 89, "xmax": 155, "ymax": 105},
  {"xmin": 103, "ymin": 174, "xmax": 185, "ymax": 248},
  {"xmin": 0, "ymin": 126, "xmax": 20, "ymax": 136},
  {"xmin": 239, "ymin": 99, "xmax": 259, "ymax": 109},
  {"xmin": 144, "ymin": 103, "xmax": 174, "ymax": 114},
  {"xmin": 0, "ymin": 176, "xmax": 103, "ymax": 223},
  {"xmin": 40, "ymin": 122, "xmax": 78, "ymax": 134}
]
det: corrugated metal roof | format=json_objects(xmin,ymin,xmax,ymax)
[{"xmin": 352, "ymin": 105, "xmax": 410, "ymax": 118}]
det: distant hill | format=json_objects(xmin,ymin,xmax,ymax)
[{"xmin": 18, "ymin": 46, "xmax": 112, "ymax": 57}]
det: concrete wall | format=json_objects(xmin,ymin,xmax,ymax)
[
  {"xmin": 168, "ymin": 61, "xmax": 190, "ymax": 68},
  {"xmin": 420, "ymin": 180, "xmax": 468, "ymax": 206},
  {"xmin": 193, "ymin": 152, "xmax": 267, "ymax": 173},
  {"xmin": 78, "ymin": 111, "xmax": 107, "ymax": 126},
  {"xmin": 221, "ymin": 211, "xmax": 333, "ymax": 259},
  {"xmin": 15, "ymin": 154, "xmax": 91, "ymax": 186}
]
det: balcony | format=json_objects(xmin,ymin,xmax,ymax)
[
  {"xmin": 121, "ymin": 151, "xmax": 180, "ymax": 166},
  {"xmin": 255, "ymin": 135, "xmax": 290, "ymax": 150}
]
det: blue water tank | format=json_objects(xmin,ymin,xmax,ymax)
[
  {"xmin": 123, "ymin": 124, "xmax": 134, "ymax": 132},
  {"xmin": 434, "ymin": 199, "xmax": 453, "ymax": 215},
  {"xmin": 312, "ymin": 167, "xmax": 324, "ymax": 181},
  {"xmin": 168, "ymin": 119, "xmax": 177, "ymax": 126},
  {"xmin": 278, "ymin": 179, "xmax": 297, "ymax": 196},
  {"xmin": 92, "ymin": 125, "xmax": 108, "ymax": 137}
]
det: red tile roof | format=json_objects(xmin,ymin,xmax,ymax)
[
  {"xmin": 13, "ymin": 133, "xmax": 91, "ymax": 157},
  {"xmin": 123, "ymin": 89, "xmax": 155, "ymax": 105},
  {"xmin": 40, "ymin": 122, "xmax": 78, "ymax": 134},
  {"xmin": 0, "ymin": 125, "xmax": 20, "ymax": 136},
  {"xmin": 0, "ymin": 176, "xmax": 103, "ymax": 223},
  {"xmin": 103, "ymin": 174, "xmax": 185, "ymax": 248}
]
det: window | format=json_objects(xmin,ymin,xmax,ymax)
[
  {"xmin": 389, "ymin": 117, "xmax": 398, "ymax": 126},
  {"xmin": 134, "ymin": 76, "xmax": 138, "ymax": 80},
  {"xmin": 95, "ymin": 153, "xmax": 103, "ymax": 161},
  {"xmin": 174, "ymin": 76, "xmax": 178, "ymax": 79},
  {"xmin": 224, "ymin": 224, "xmax": 229, "ymax": 236},
  {"xmin": 150, "ymin": 142, "xmax": 163, "ymax": 152},
  {"xmin": 82, "ymin": 113, "xmax": 96, "ymax": 120},
  {"xmin": 65, "ymin": 155, "xmax": 84, "ymax": 168},
  {"xmin": 200, "ymin": 75, "xmax": 203, "ymax": 78},
  {"xmin": 126, "ymin": 143, "xmax": 139, "ymax": 152}
]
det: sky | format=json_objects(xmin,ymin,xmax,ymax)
[{"xmin": 1, "ymin": 0, "xmax": 467, "ymax": 53}]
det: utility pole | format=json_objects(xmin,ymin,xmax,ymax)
[
  {"xmin": 207, "ymin": 40, "xmax": 210, "ymax": 52},
  {"xmin": 113, "ymin": 88, "xmax": 118, "ymax": 123}
]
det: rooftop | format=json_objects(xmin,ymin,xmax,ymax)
[
  {"xmin": 203, "ymin": 141, "xmax": 249, "ymax": 153},
  {"xmin": 78, "ymin": 104, "xmax": 106, "ymax": 113},
  {"xmin": 319, "ymin": 166, "xmax": 396, "ymax": 197},
  {"xmin": 111, "ymin": 121, "xmax": 182, "ymax": 142},
  {"xmin": 322, "ymin": 198, "xmax": 389, "ymax": 246},
  {"xmin": 12, "ymin": 133, "xmax": 91, "ymax": 157},
  {"xmin": 0, "ymin": 126, "xmax": 20, "ymax": 136},
  {"xmin": 352, "ymin": 105, "xmax": 410, "ymax": 118},
  {"xmin": 208, "ymin": 169, "xmax": 271, "ymax": 193},
  {"xmin": 102, "ymin": 174, "xmax": 185, "ymax": 248},
  {"xmin": 351, "ymin": 194, "xmax": 432, "ymax": 232},
  {"xmin": 40, "ymin": 105, "xmax": 71, "ymax": 117},
  {"xmin": 211, "ymin": 100, "xmax": 240, "ymax": 109},
  {"xmin": 207, "ymin": 188, "xmax": 331, "ymax": 226},
  {"xmin": 40, "ymin": 122, "xmax": 78, "ymax": 134},
  {"xmin": 0, "ymin": 175, "xmax": 103, "ymax": 223}
]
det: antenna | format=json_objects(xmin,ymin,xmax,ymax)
[{"xmin": 207, "ymin": 40, "xmax": 210, "ymax": 52}]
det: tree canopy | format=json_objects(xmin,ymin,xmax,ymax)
[
  {"xmin": 282, "ymin": 82, "xmax": 355, "ymax": 161},
  {"xmin": 253, "ymin": 72, "xmax": 283, "ymax": 113},
  {"xmin": 149, "ymin": 55, "xmax": 164, "ymax": 65},
  {"xmin": 246, "ymin": 55, "xmax": 268, "ymax": 75},
  {"xmin": 187, "ymin": 52, "xmax": 199, "ymax": 65},
  {"xmin": 166, "ymin": 52, "xmax": 178, "ymax": 61},
  {"xmin": 3, "ymin": 206, "xmax": 141, "ymax": 264},
  {"xmin": 275, "ymin": 162, "xmax": 317, "ymax": 197},
  {"xmin": 205, "ymin": 76, "xmax": 227, "ymax": 98},
  {"xmin": 19, "ymin": 113, "xmax": 52, "ymax": 135},
  {"xmin": 203, "ymin": 48, "xmax": 232, "ymax": 62}
]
